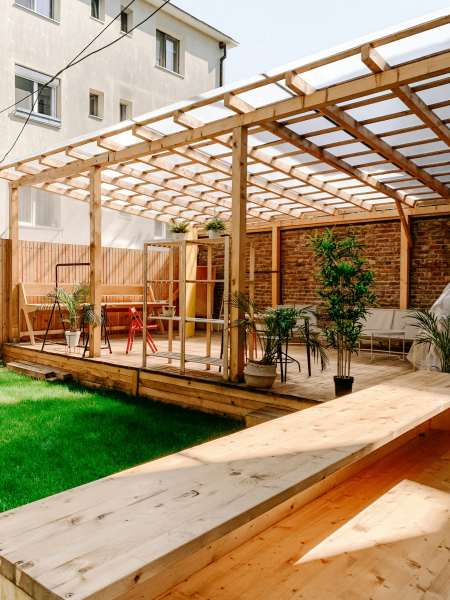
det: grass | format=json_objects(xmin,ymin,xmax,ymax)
[{"xmin": 0, "ymin": 367, "xmax": 242, "ymax": 512}]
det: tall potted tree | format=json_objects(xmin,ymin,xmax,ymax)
[{"xmin": 311, "ymin": 229, "xmax": 375, "ymax": 397}]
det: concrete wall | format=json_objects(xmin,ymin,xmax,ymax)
[{"xmin": 0, "ymin": 0, "xmax": 228, "ymax": 245}]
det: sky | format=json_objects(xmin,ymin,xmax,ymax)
[{"xmin": 174, "ymin": 0, "xmax": 450, "ymax": 84}]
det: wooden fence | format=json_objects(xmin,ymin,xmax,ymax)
[{"xmin": 0, "ymin": 240, "xmax": 170, "ymax": 345}]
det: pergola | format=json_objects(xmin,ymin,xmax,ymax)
[{"xmin": 1, "ymin": 9, "xmax": 450, "ymax": 380}]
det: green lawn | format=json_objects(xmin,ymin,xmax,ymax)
[{"xmin": 0, "ymin": 367, "xmax": 241, "ymax": 512}]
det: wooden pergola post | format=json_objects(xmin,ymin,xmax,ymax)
[
  {"xmin": 8, "ymin": 184, "xmax": 20, "ymax": 342},
  {"xmin": 89, "ymin": 166, "xmax": 102, "ymax": 357},
  {"xmin": 399, "ymin": 215, "xmax": 411, "ymax": 309},
  {"xmin": 271, "ymin": 224, "xmax": 281, "ymax": 307},
  {"xmin": 230, "ymin": 126, "xmax": 247, "ymax": 382}
]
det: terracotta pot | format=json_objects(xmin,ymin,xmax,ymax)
[
  {"xmin": 334, "ymin": 376, "xmax": 354, "ymax": 397},
  {"xmin": 65, "ymin": 330, "xmax": 81, "ymax": 349},
  {"xmin": 244, "ymin": 361, "xmax": 277, "ymax": 389}
]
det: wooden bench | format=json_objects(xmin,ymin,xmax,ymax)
[
  {"xmin": 18, "ymin": 283, "xmax": 168, "ymax": 344},
  {"xmin": 0, "ymin": 371, "xmax": 449, "ymax": 600}
]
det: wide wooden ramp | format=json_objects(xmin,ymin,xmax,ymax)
[{"xmin": 0, "ymin": 371, "xmax": 449, "ymax": 600}]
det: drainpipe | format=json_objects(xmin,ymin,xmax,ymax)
[{"xmin": 219, "ymin": 41, "xmax": 227, "ymax": 87}]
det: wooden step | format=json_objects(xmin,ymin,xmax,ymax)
[
  {"xmin": 245, "ymin": 405, "xmax": 296, "ymax": 427},
  {"xmin": 6, "ymin": 361, "xmax": 72, "ymax": 382}
]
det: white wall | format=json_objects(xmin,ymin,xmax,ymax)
[{"xmin": 0, "ymin": 0, "xmax": 227, "ymax": 246}]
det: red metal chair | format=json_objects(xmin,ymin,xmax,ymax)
[{"xmin": 126, "ymin": 307, "xmax": 158, "ymax": 354}]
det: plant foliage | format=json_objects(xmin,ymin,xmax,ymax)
[
  {"xmin": 231, "ymin": 293, "xmax": 328, "ymax": 369},
  {"xmin": 409, "ymin": 309, "xmax": 450, "ymax": 373},
  {"xmin": 169, "ymin": 219, "xmax": 189, "ymax": 233},
  {"xmin": 43, "ymin": 285, "xmax": 99, "ymax": 331},
  {"xmin": 205, "ymin": 216, "xmax": 226, "ymax": 232},
  {"xmin": 311, "ymin": 229, "xmax": 375, "ymax": 378}
]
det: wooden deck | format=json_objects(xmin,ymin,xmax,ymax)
[
  {"xmin": 0, "ymin": 371, "xmax": 449, "ymax": 600},
  {"xmin": 161, "ymin": 428, "xmax": 450, "ymax": 600},
  {"xmin": 9, "ymin": 333, "xmax": 411, "ymax": 402}
]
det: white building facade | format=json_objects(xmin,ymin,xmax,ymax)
[{"xmin": 0, "ymin": 0, "xmax": 236, "ymax": 247}]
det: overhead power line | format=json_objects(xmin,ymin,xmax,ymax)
[{"xmin": 0, "ymin": 0, "xmax": 171, "ymax": 165}]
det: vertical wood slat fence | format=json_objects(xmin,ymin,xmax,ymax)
[{"xmin": 0, "ymin": 240, "xmax": 170, "ymax": 344}]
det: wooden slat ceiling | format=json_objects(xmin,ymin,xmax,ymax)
[{"xmin": 1, "ymin": 10, "xmax": 449, "ymax": 227}]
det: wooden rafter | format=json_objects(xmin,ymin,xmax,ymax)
[{"xmin": 0, "ymin": 15, "xmax": 449, "ymax": 229}]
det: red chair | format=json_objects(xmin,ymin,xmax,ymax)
[{"xmin": 126, "ymin": 307, "xmax": 158, "ymax": 354}]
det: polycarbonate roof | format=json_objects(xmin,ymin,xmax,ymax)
[{"xmin": 1, "ymin": 9, "xmax": 449, "ymax": 227}]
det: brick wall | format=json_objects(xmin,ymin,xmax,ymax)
[
  {"xmin": 197, "ymin": 216, "xmax": 450, "ymax": 313},
  {"xmin": 410, "ymin": 216, "xmax": 450, "ymax": 308},
  {"xmin": 281, "ymin": 221, "xmax": 401, "ymax": 309}
]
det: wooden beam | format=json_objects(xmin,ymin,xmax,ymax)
[
  {"xmin": 12, "ymin": 50, "xmax": 450, "ymax": 187},
  {"xmin": 271, "ymin": 224, "xmax": 281, "ymax": 307},
  {"xmin": 89, "ymin": 166, "xmax": 102, "ymax": 358},
  {"xmin": 222, "ymin": 98, "xmax": 368, "ymax": 212},
  {"xmin": 8, "ymin": 184, "xmax": 20, "ymax": 342},
  {"xmin": 263, "ymin": 120, "xmax": 415, "ymax": 207},
  {"xmin": 230, "ymin": 126, "xmax": 248, "ymax": 382},
  {"xmin": 185, "ymin": 229, "xmax": 198, "ymax": 338},
  {"xmin": 400, "ymin": 215, "xmax": 411, "ymax": 309},
  {"xmin": 170, "ymin": 112, "xmax": 333, "ymax": 218},
  {"xmin": 361, "ymin": 43, "xmax": 450, "ymax": 158},
  {"xmin": 322, "ymin": 105, "xmax": 450, "ymax": 199}
]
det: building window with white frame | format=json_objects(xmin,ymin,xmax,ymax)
[
  {"xmin": 89, "ymin": 90, "xmax": 104, "ymax": 119},
  {"xmin": 91, "ymin": 0, "xmax": 104, "ymax": 20},
  {"xmin": 16, "ymin": 0, "xmax": 55, "ymax": 19},
  {"xmin": 153, "ymin": 219, "xmax": 166, "ymax": 239},
  {"xmin": 15, "ymin": 65, "xmax": 60, "ymax": 125},
  {"xmin": 120, "ymin": 6, "xmax": 133, "ymax": 33},
  {"xmin": 19, "ymin": 188, "xmax": 61, "ymax": 229},
  {"xmin": 119, "ymin": 100, "xmax": 132, "ymax": 121},
  {"xmin": 156, "ymin": 30, "xmax": 180, "ymax": 74}
]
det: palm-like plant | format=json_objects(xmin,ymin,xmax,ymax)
[
  {"xmin": 46, "ymin": 285, "xmax": 99, "ymax": 331},
  {"xmin": 231, "ymin": 293, "xmax": 328, "ymax": 369},
  {"xmin": 409, "ymin": 309, "xmax": 450, "ymax": 373}
]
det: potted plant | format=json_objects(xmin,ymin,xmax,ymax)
[
  {"xmin": 409, "ymin": 309, "xmax": 450, "ymax": 373},
  {"xmin": 161, "ymin": 305, "xmax": 176, "ymax": 318},
  {"xmin": 232, "ymin": 294, "xmax": 327, "ymax": 388},
  {"xmin": 311, "ymin": 229, "xmax": 375, "ymax": 397},
  {"xmin": 46, "ymin": 285, "xmax": 99, "ymax": 349},
  {"xmin": 169, "ymin": 219, "xmax": 189, "ymax": 240},
  {"xmin": 205, "ymin": 216, "xmax": 226, "ymax": 239}
]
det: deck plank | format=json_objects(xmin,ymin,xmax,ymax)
[
  {"xmin": 0, "ymin": 371, "xmax": 449, "ymax": 600},
  {"xmin": 160, "ymin": 431, "xmax": 450, "ymax": 600}
]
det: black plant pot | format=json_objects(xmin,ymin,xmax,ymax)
[{"xmin": 334, "ymin": 376, "xmax": 354, "ymax": 398}]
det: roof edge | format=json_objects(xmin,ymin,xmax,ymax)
[{"xmin": 145, "ymin": 0, "xmax": 239, "ymax": 47}]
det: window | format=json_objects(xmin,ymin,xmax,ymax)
[
  {"xmin": 19, "ymin": 188, "xmax": 61, "ymax": 229},
  {"xmin": 156, "ymin": 30, "xmax": 180, "ymax": 74},
  {"xmin": 119, "ymin": 100, "xmax": 132, "ymax": 121},
  {"xmin": 91, "ymin": 0, "xmax": 104, "ymax": 20},
  {"xmin": 16, "ymin": 0, "xmax": 54, "ymax": 19},
  {"xmin": 120, "ymin": 10, "xmax": 128, "ymax": 32},
  {"xmin": 153, "ymin": 220, "xmax": 166, "ymax": 239},
  {"xmin": 89, "ymin": 90, "xmax": 103, "ymax": 119},
  {"xmin": 15, "ymin": 65, "xmax": 60, "ymax": 123}
]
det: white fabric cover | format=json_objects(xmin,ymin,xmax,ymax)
[{"xmin": 407, "ymin": 282, "xmax": 450, "ymax": 370}]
